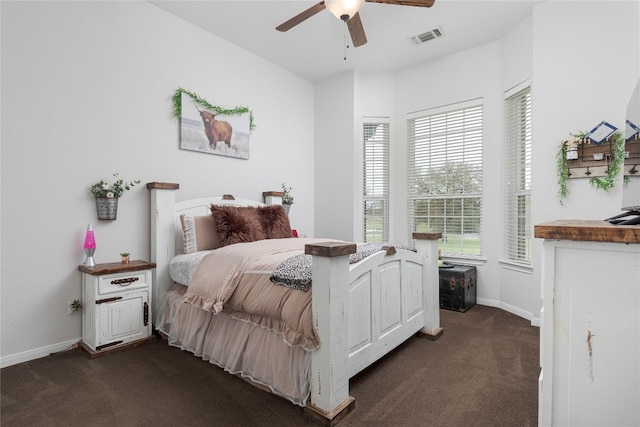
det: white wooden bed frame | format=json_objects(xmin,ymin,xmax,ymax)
[{"xmin": 147, "ymin": 182, "xmax": 443, "ymax": 425}]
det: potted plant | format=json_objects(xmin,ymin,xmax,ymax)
[
  {"xmin": 281, "ymin": 183, "xmax": 294, "ymax": 214},
  {"xmin": 90, "ymin": 173, "xmax": 140, "ymax": 220},
  {"xmin": 70, "ymin": 299, "xmax": 82, "ymax": 313},
  {"xmin": 120, "ymin": 252, "xmax": 130, "ymax": 264}
]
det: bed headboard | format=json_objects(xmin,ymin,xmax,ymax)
[{"xmin": 146, "ymin": 182, "xmax": 283, "ymax": 319}]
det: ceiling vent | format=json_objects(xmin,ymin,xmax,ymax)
[{"xmin": 410, "ymin": 27, "xmax": 444, "ymax": 45}]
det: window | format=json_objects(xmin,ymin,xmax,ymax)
[
  {"xmin": 407, "ymin": 100, "xmax": 483, "ymax": 256},
  {"xmin": 363, "ymin": 118, "xmax": 389, "ymax": 243},
  {"xmin": 504, "ymin": 84, "xmax": 532, "ymax": 266}
]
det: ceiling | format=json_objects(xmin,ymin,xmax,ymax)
[{"xmin": 150, "ymin": 0, "xmax": 539, "ymax": 82}]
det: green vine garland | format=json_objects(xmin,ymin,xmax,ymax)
[
  {"xmin": 172, "ymin": 87, "xmax": 255, "ymax": 131},
  {"xmin": 556, "ymin": 131, "xmax": 586, "ymax": 205},
  {"xmin": 588, "ymin": 131, "xmax": 625, "ymax": 191},
  {"xmin": 556, "ymin": 143, "xmax": 569, "ymax": 204},
  {"xmin": 556, "ymin": 130, "xmax": 626, "ymax": 204}
]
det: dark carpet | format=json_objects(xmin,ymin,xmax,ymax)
[{"xmin": 1, "ymin": 305, "xmax": 539, "ymax": 426}]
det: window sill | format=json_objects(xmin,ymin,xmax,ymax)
[
  {"xmin": 499, "ymin": 260, "xmax": 533, "ymax": 274},
  {"xmin": 442, "ymin": 255, "xmax": 486, "ymax": 267}
]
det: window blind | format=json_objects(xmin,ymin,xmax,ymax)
[
  {"xmin": 504, "ymin": 85, "xmax": 532, "ymax": 266},
  {"xmin": 363, "ymin": 118, "xmax": 389, "ymax": 243},
  {"xmin": 407, "ymin": 100, "xmax": 483, "ymax": 256}
]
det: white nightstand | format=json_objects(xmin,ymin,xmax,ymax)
[{"xmin": 78, "ymin": 260, "xmax": 156, "ymax": 357}]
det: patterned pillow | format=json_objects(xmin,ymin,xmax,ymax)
[
  {"xmin": 211, "ymin": 205, "xmax": 266, "ymax": 247},
  {"xmin": 180, "ymin": 214, "xmax": 220, "ymax": 254},
  {"xmin": 257, "ymin": 205, "xmax": 292, "ymax": 239}
]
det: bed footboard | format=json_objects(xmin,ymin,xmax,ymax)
[{"xmin": 304, "ymin": 233, "xmax": 442, "ymax": 425}]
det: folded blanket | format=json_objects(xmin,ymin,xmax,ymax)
[{"xmin": 270, "ymin": 243, "xmax": 415, "ymax": 292}]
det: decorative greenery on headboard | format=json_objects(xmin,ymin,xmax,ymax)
[{"xmin": 172, "ymin": 87, "xmax": 256, "ymax": 131}]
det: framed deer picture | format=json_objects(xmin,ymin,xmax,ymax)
[{"xmin": 179, "ymin": 92, "xmax": 251, "ymax": 159}]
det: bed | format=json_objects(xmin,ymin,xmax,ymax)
[{"xmin": 147, "ymin": 182, "xmax": 442, "ymax": 425}]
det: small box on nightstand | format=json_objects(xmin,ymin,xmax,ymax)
[{"xmin": 439, "ymin": 264, "xmax": 476, "ymax": 312}]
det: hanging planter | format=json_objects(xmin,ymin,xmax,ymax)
[
  {"xmin": 90, "ymin": 173, "xmax": 140, "ymax": 221},
  {"xmin": 95, "ymin": 198, "xmax": 119, "ymax": 220},
  {"xmin": 281, "ymin": 183, "xmax": 293, "ymax": 215}
]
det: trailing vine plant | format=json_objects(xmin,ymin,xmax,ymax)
[
  {"xmin": 556, "ymin": 130, "xmax": 626, "ymax": 204},
  {"xmin": 588, "ymin": 131, "xmax": 626, "ymax": 191},
  {"xmin": 556, "ymin": 143, "xmax": 569, "ymax": 204},
  {"xmin": 556, "ymin": 131, "xmax": 585, "ymax": 205},
  {"xmin": 172, "ymin": 87, "xmax": 255, "ymax": 131}
]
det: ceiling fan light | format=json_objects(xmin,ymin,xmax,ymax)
[{"xmin": 325, "ymin": 0, "xmax": 365, "ymax": 21}]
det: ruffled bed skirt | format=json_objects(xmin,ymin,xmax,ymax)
[{"xmin": 156, "ymin": 284, "xmax": 311, "ymax": 406}]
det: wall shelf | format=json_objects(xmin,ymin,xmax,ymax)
[
  {"xmin": 624, "ymin": 137, "xmax": 640, "ymax": 177},
  {"xmin": 565, "ymin": 137, "xmax": 614, "ymax": 179}
]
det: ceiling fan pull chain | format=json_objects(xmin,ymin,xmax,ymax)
[{"xmin": 343, "ymin": 20, "xmax": 350, "ymax": 61}]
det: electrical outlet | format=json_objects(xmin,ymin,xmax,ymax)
[{"xmin": 67, "ymin": 301, "xmax": 74, "ymax": 315}]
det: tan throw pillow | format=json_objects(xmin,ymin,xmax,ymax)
[
  {"xmin": 210, "ymin": 205, "xmax": 266, "ymax": 247},
  {"xmin": 180, "ymin": 214, "xmax": 220, "ymax": 253}
]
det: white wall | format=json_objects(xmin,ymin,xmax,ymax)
[
  {"xmin": 498, "ymin": 15, "xmax": 538, "ymax": 321},
  {"xmin": 529, "ymin": 0, "xmax": 639, "ymax": 323},
  {"xmin": 531, "ymin": 1, "xmax": 638, "ymax": 223},
  {"xmin": 314, "ymin": 1, "xmax": 639, "ymax": 325},
  {"xmin": 354, "ymin": 72, "xmax": 395, "ymax": 241},
  {"xmin": 0, "ymin": 1, "xmax": 316, "ymax": 366},
  {"xmin": 314, "ymin": 72, "xmax": 356, "ymax": 240}
]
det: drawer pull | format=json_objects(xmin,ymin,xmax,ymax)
[
  {"xmin": 96, "ymin": 296, "xmax": 123, "ymax": 305},
  {"xmin": 144, "ymin": 302, "xmax": 149, "ymax": 326},
  {"xmin": 111, "ymin": 277, "xmax": 139, "ymax": 286}
]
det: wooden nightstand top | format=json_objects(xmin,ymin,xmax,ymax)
[{"xmin": 78, "ymin": 260, "xmax": 156, "ymax": 276}]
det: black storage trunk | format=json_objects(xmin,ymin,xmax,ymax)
[{"xmin": 439, "ymin": 264, "xmax": 476, "ymax": 312}]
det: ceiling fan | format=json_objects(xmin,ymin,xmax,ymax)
[{"xmin": 276, "ymin": 0, "xmax": 436, "ymax": 48}]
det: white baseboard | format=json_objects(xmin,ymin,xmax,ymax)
[
  {"xmin": 1, "ymin": 338, "xmax": 80, "ymax": 368},
  {"xmin": 477, "ymin": 298, "xmax": 540, "ymax": 327}
]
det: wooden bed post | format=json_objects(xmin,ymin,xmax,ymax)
[
  {"xmin": 304, "ymin": 242, "xmax": 357, "ymax": 426},
  {"xmin": 262, "ymin": 191, "xmax": 284, "ymax": 205},
  {"xmin": 413, "ymin": 232, "xmax": 443, "ymax": 340},
  {"xmin": 146, "ymin": 182, "xmax": 179, "ymax": 319}
]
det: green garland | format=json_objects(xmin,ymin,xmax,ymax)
[
  {"xmin": 556, "ymin": 130, "xmax": 626, "ymax": 204},
  {"xmin": 556, "ymin": 143, "xmax": 569, "ymax": 204},
  {"xmin": 172, "ymin": 87, "xmax": 255, "ymax": 131},
  {"xmin": 556, "ymin": 131, "xmax": 585, "ymax": 205},
  {"xmin": 588, "ymin": 131, "xmax": 625, "ymax": 191}
]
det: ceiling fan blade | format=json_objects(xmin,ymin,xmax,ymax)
[
  {"xmin": 366, "ymin": 0, "xmax": 435, "ymax": 7},
  {"xmin": 347, "ymin": 12, "xmax": 367, "ymax": 47},
  {"xmin": 276, "ymin": 1, "xmax": 326, "ymax": 32}
]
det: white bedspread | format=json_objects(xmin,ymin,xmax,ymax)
[{"xmin": 169, "ymin": 251, "xmax": 211, "ymax": 285}]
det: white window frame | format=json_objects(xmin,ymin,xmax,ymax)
[
  {"xmin": 503, "ymin": 81, "xmax": 532, "ymax": 270},
  {"xmin": 407, "ymin": 99, "xmax": 484, "ymax": 258},
  {"xmin": 362, "ymin": 117, "xmax": 390, "ymax": 243}
]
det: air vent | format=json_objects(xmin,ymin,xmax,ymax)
[{"xmin": 410, "ymin": 27, "xmax": 444, "ymax": 45}]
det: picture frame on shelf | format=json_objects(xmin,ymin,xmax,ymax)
[{"xmin": 585, "ymin": 121, "xmax": 617, "ymax": 144}]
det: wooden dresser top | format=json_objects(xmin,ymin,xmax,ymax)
[{"xmin": 534, "ymin": 220, "xmax": 640, "ymax": 244}]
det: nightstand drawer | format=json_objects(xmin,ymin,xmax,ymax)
[{"xmin": 98, "ymin": 270, "xmax": 150, "ymax": 295}]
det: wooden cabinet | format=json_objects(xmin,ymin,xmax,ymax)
[
  {"xmin": 535, "ymin": 221, "xmax": 640, "ymax": 426},
  {"xmin": 78, "ymin": 260, "xmax": 156, "ymax": 356}
]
